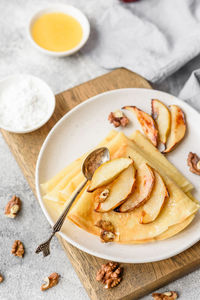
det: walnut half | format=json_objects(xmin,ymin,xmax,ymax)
[
  {"xmin": 41, "ymin": 273, "xmax": 60, "ymax": 291},
  {"xmin": 5, "ymin": 195, "xmax": 21, "ymax": 218},
  {"xmin": 95, "ymin": 220, "xmax": 115, "ymax": 243},
  {"xmin": 0, "ymin": 274, "xmax": 4, "ymax": 283},
  {"xmin": 96, "ymin": 262, "xmax": 123, "ymax": 289},
  {"xmin": 187, "ymin": 152, "xmax": 200, "ymax": 175},
  {"xmin": 11, "ymin": 240, "xmax": 25, "ymax": 258},
  {"xmin": 152, "ymin": 291, "xmax": 178, "ymax": 300},
  {"xmin": 108, "ymin": 110, "xmax": 129, "ymax": 128}
]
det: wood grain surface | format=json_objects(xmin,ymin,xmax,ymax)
[{"xmin": 1, "ymin": 68, "xmax": 200, "ymax": 300}]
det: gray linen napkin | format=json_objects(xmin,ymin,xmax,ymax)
[
  {"xmin": 85, "ymin": 0, "xmax": 200, "ymax": 82},
  {"xmin": 179, "ymin": 70, "xmax": 200, "ymax": 112}
]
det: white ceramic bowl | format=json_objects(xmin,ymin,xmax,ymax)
[
  {"xmin": 0, "ymin": 74, "xmax": 55, "ymax": 134},
  {"xmin": 28, "ymin": 4, "xmax": 90, "ymax": 57}
]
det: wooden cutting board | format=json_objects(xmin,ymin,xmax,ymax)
[{"xmin": 1, "ymin": 68, "xmax": 200, "ymax": 300}]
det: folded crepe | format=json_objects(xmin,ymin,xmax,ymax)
[{"xmin": 42, "ymin": 130, "xmax": 199, "ymax": 244}]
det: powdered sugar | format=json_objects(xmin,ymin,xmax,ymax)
[{"xmin": 0, "ymin": 75, "xmax": 54, "ymax": 132}]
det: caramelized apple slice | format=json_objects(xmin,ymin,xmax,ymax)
[
  {"xmin": 151, "ymin": 99, "xmax": 171, "ymax": 146},
  {"xmin": 95, "ymin": 165, "xmax": 136, "ymax": 212},
  {"xmin": 119, "ymin": 163, "xmax": 155, "ymax": 212},
  {"xmin": 123, "ymin": 106, "xmax": 158, "ymax": 147},
  {"xmin": 140, "ymin": 170, "xmax": 169, "ymax": 224},
  {"xmin": 163, "ymin": 105, "xmax": 186, "ymax": 153},
  {"xmin": 87, "ymin": 157, "xmax": 133, "ymax": 192}
]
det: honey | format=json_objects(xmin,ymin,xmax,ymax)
[{"xmin": 31, "ymin": 12, "xmax": 83, "ymax": 52}]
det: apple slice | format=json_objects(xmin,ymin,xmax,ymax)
[
  {"xmin": 87, "ymin": 157, "xmax": 133, "ymax": 192},
  {"xmin": 123, "ymin": 106, "xmax": 158, "ymax": 147},
  {"xmin": 163, "ymin": 105, "xmax": 186, "ymax": 153},
  {"xmin": 95, "ymin": 164, "xmax": 136, "ymax": 212},
  {"xmin": 151, "ymin": 99, "xmax": 171, "ymax": 146},
  {"xmin": 119, "ymin": 163, "xmax": 155, "ymax": 212},
  {"xmin": 140, "ymin": 170, "xmax": 169, "ymax": 224}
]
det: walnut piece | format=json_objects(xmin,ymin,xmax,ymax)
[
  {"xmin": 5, "ymin": 195, "xmax": 21, "ymax": 218},
  {"xmin": 95, "ymin": 220, "xmax": 114, "ymax": 232},
  {"xmin": 0, "ymin": 274, "xmax": 4, "ymax": 283},
  {"xmin": 41, "ymin": 273, "xmax": 60, "ymax": 291},
  {"xmin": 187, "ymin": 152, "xmax": 200, "ymax": 175},
  {"xmin": 152, "ymin": 291, "xmax": 178, "ymax": 300},
  {"xmin": 98, "ymin": 189, "xmax": 110, "ymax": 202},
  {"xmin": 100, "ymin": 231, "xmax": 115, "ymax": 243},
  {"xmin": 95, "ymin": 220, "xmax": 115, "ymax": 243},
  {"xmin": 11, "ymin": 240, "xmax": 25, "ymax": 257},
  {"xmin": 96, "ymin": 262, "xmax": 123, "ymax": 289},
  {"xmin": 108, "ymin": 110, "xmax": 129, "ymax": 128}
]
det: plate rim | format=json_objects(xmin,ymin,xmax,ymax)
[{"xmin": 35, "ymin": 87, "xmax": 200, "ymax": 263}]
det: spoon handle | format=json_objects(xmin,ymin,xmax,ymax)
[{"xmin": 53, "ymin": 179, "xmax": 88, "ymax": 233}]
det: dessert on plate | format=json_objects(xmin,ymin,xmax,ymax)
[{"xmin": 40, "ymin": 100, "xmax": 199, "ymax": 244}]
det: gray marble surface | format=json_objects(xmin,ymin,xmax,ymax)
[{"xmin": 1, "ymin": 1, "xmax": 200, "ymax": 300}]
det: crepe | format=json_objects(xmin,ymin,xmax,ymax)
[
  {"xmin": 67, "ymin": 132, "xmax": 199, "ymax": 243},
  {"xmin": 129, "ymin": 130, "xmax": 193, "ymax": 193},
  {"xmin": 121, "ymin": 214, "xmax": 195, "ymax": 244},
  {"xmin": 42, "ymin": 130, "xmax": 199, "ymax": 244},
  {"xmin": 68, "ymin": 150, "xmax": 198, "ymax": 242},
  {"xmin": 43, "ymin": 191, "xmax": 195, "ymax": 244}
]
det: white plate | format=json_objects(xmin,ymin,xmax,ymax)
[{"xmin": 35, "ymin": 88, "xmax": 200, "ymax": 263}]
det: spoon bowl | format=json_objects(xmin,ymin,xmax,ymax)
[{"xmin": 82, "ymin": 147, "xmax": 110, "ymax": 180}]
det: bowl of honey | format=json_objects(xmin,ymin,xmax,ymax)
[{"xmin": 28, "ymin": 4, "xmax": 90, "ymax": 57}]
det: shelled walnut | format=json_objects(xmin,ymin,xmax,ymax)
[
  {"xmin": 5, "ymin": 195, "xmax": 21, "ymax": 218},
  {"xmin": 41, "ymin": 273, "xmax": 60, "ymax": 291},
  {"xmin": 96, "ymin": 262, "xmax": 123, "ymax": 289},
  {"xmin": 0, "ymin": 274, "xmax": 4, "ymax": 283},
  {"xmin": 152, "ymin": 291, "xmax": 178, "ymax": 300},
  {"xmin": 11, "ymin": 240, "xmax": 24, "ymax": 257},
  {"xmin": 108, "ymin": 110, "xmax": 129, "ymax": 128},
  {"xmin": 98, "ymin": 189, "xmax": 110, "ymax": 202},
  {"xmin": 187, "ymin": 152, "xmax": 200, "ymax": 175},
  {"xmin": 95, "ymin": 220, "xmax": 115, "ymax": 243}
]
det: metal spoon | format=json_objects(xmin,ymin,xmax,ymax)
[{"xmin": 35, "ymin": 147, "xmax": 110, "ymax": 257}]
